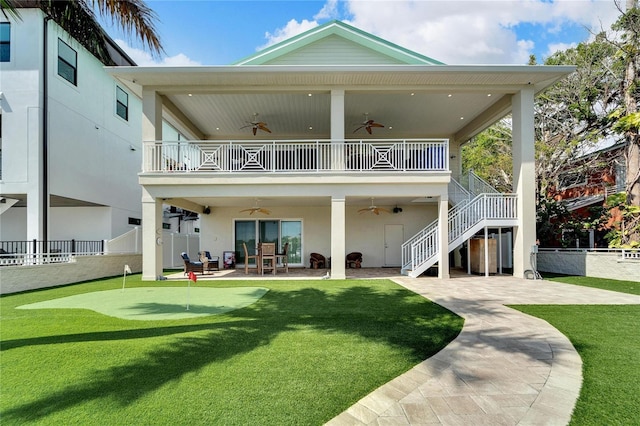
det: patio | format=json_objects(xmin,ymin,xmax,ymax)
[{"xmin": 165, "ymin": 266, "xmax": 476, "ymax": 281}]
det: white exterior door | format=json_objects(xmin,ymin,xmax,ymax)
[{"xmin": 384, "ymin": 224, "xmax": 404, "ymax": 267}]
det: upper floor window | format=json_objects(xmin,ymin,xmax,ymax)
[
  {"xmin": 58, "ymin": 39, "xmax": 77, "ymax": 85},
  {"xmin": 116, "ymin": 86, "xmax": 128, "ymax": 121},
  {"xmin": 0, "ymin": 22, "xmax": 10, "ymax": 62}
]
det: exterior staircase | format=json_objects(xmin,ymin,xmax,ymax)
[{"xmin": 401, "ymin": 172, "xmax": 518, "ymax": 277}]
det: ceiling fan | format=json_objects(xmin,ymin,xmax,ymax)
[
  {"xmin": 240, "ymin": 113, "xmax": 272, "ymax": 135},
  {"xmin": 358, "ymin": 198, "xmax": 390, "ymax": 215},
  {"xmin": 353, "ymin": 113, "xmax": 384, "ymax": 134},
  {"xmin": 239, "ymin": 199, "xmax": 271, "ymax": 215}
]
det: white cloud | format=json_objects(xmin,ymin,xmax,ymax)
[
  {"xmin": 115, "ymin": 40, "xmax": 201, "ymax": 66},
  {"xmin": 314, "ymin": 0, "xmax": 340, "ymax": 20},
  {"xmin": 259, "ymin": 19, "xmax": 320, "ymax": 51},
  {"xmin": 259, "ymin": 0, "xmax": 623, "ymax": 64},
  {"xmin": 546, "ymin": 42, "xmax": 578, "ymax": 58},
  {"xmin": 344, "ymin": 0, "xmax": 622, "ymax": 64}
]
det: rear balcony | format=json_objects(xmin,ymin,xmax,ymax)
[{"xmin": 142, "ymin": 139, "xmax": 449, "ymax": 174}]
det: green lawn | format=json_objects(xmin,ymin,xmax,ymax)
[
  {"xmin": 542, "ymin": 274, "xmax": 640, "ymax": 295},
  {"xmin": 0, "ymin": 276, "xmax": 463, "ymax": 425},
  {"xmin": 513, "ymin": 275, "xmax": 640, "ymax": 426}
]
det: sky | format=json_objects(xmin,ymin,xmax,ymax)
[{"xmin": 98, "ymin": 0, "xmax": 625, "ymax": 66}]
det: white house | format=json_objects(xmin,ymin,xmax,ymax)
[
  {"xmin": 0, "ymin": 7, "xmax": 193, "ymax": 254},
  {"xmin": 108, "ymin": 20, "xmax": 573, "ymax": 280}
]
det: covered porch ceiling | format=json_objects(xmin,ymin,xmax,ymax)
[
  {"xmin": 173, "ymin": 195, "xmax": 437, "ymax": 210},
  {"xmin": 108, "ymin": 64, "xmax": 574, "ymax": 142}
]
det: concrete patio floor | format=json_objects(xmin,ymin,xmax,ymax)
[{"xmin": 166, "ymin": 267, "xmax": 640, "ymax": 425}]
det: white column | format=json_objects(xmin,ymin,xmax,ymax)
[
  {"xmin": 26, "ymin": 107, "xmax": 44, "ymax": 246},
  {"xmin": 26, "ymin": 191, "xmax": 44, "ymax": 251},
  {"xmin": 330, "ymin": 89, "xmax": 345, "ymax": 141},
  {"xmin": 512, "ymin": 87, "xmax": 536, "ymax": 278},
  {"xmin": 330, "ymin": 90, "xmax": 345, "ymax": 171},
  {"xmin": 438, "ymin": 195, "xmax": 450, "ymax": 279},
  {"xmin": 484, "ymin": 227, "xmax": 489, "ymax": 277},
  {"xmin": 330, "ymin": 197, "xmax": 346, "ymax": 279},
  {"xmin": 141, "ymin": 189, "xmax": 163, "ymax": 281},
  {"xmin": 141, "ymin": 89, "xmax": 163, "ymax": 280}
]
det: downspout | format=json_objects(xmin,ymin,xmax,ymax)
[{"xmin": 42, "ymin": 15, "xmax": 51, "ymax": 251}]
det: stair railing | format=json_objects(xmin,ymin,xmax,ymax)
[{"xmin": 403, "ymin": 192, "xmax": 517, "ymax": 275}]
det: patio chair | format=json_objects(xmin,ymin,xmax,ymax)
[
  {"xmin": 346, "ymin": 252, "xmax": 363, "ymax": 268},
  {"xmin": 181, "ymin": 252, "xmax": 204, "ymax": 275},
  {"xmin": 276, "ymin": 242, "xmax": 289, "ymax": 273},
  {"xmin": 260, "ymin": 243, "xmax": 277, "ymax": 275},
  {"xmin": 242, "ymin": 242, "xmax": 259, "ymax": 274},
  {"xmin": 310, "ymin": 252, "xmax": 327, "ymax": 269},
  {"xmin": 199, "ymin": 251, "xmax": 220, "ymax": 272}
]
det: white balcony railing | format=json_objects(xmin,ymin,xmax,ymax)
[{"xmin": 143, "ymin": 139, "xmax": 449, "ymax": 173}]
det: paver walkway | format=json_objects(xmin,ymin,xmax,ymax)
[{"xmin": 326, "ymin": 275, "xmax": 640, "ymax": 425}]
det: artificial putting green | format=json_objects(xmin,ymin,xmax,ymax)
[{"xmin": 17, "ymin": 287, "xmax": 269, "ymax": 320}]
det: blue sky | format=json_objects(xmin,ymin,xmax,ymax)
[{"xmin": 99, "ymin": 0, "xmax": 623, "ymax": 66}]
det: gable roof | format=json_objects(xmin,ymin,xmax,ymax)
[{"xmin": 233, "ymin": 20, "xmax": 444, "ymax": 66}]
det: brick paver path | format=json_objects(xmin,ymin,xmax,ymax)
[{"xmin": 327, "ymin": 275, "xmax": 640, "ymax": 425}]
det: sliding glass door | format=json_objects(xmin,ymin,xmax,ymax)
[{"xmin": 235, "ymin": 219, "xmax": 302, "ymax": 265}]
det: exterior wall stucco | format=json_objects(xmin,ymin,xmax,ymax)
[
  {"xmin": 0, "ymin": 254, "xmax": 142, "ymax": 295},
  {"xmin": 198, "ymin": 204, "xmax": 437, "ymax": 269},
  {"xmin": 537, "ymin": 251, "xmax": 640, "ymax": 282}
]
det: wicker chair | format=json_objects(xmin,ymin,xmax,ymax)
[
  {"xmin": 181, "ymin": 252, "xmax": 204, "ymax": 275},
  {"xmin": 310, "ymin": 252, "xmax": 327, "ymax": 269},
  {"xmin": 346, "ymin": 252, "xmax": 363, "ymax": 268},
  {"xmin": 199, "ymin": 251, "xmax": 220, "ymax": 272}
]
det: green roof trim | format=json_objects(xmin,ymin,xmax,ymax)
[{"xmin": 233, "ymin": 20, "xmax": 445, "ymax": 66}]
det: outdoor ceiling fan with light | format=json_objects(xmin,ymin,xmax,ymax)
[
  {"xmin": 358, "ymin": 198, "xmax": 390, "ymax": 215},
  {"xmin": 240, "ymin": 113, "xmax": 272, "ymax": 135},
  {"xmin": 239, "ymin": 199, "xmax": 271, "ymax": 215},
  {"xmin": 353, "ymin": 113, "xmax": 384, "ymax": 134}
]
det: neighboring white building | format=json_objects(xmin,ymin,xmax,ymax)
[
  {"xmin": 109, "ymin": 21, "xmax": 574, "ymax": 280},
  {"xmin": 0, "ymin": 8, "xmax": 195, "ymax": 250}
]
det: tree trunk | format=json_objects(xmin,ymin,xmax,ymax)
[{"xmin": 624, "ymin": 0, "xmax": 640, "ymax": 205}]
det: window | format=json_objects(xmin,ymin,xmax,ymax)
[
  {"xmin": 58, "ymin": 39, "xmax": 77, "ymax": 85},
  {"xmin": 557, "ymin": 171, "xmax": 586, "ymax": 190},
  {"xmin": 116, "ymin": 86, "xmax": 128, "ymax": 120},
  {"xmin": 0, "ymin": 22, "xmax": 9, "ymax": 62}
]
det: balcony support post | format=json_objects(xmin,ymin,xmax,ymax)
[
  {"xmin": 141, "ymin": 188, "xmax": 163, "ymax": 281},
  {"xmin": 330, "ymin": 196, "xmax": 346, "ymax": 279},
  {"xmin": 331, "ymin": 90, "xmax": 345, "ymax": 170},
  {"xmin": 512, "ymin": 87, "xmax": 536, "ymax": 278},
  {"xmin": 438, "ymin": 195, "xmax": 450, "ymax": 279}
]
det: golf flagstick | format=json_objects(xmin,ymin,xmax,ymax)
[
  {"xmin": 187, "ymin": 271, "xmax": 197, "ymax": 310},
  {"xmin": 122, "ymin": 264, "xmax": 132, "ymax": 292}
]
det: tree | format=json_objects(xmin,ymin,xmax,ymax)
[
  {"xmin": 461, "ymin": 119, "xmax": 513, "ymax": 193},
  {"xmin": 537, "ymin": 35, "xmax": 622, "ymax": 198},
  {"xmin": 611, "ymin": 0, "xmax": 640, "ymax": 206},
  {"xmin": 2, "ymin": 0, "xmax": 163, "ymax": 64}
]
